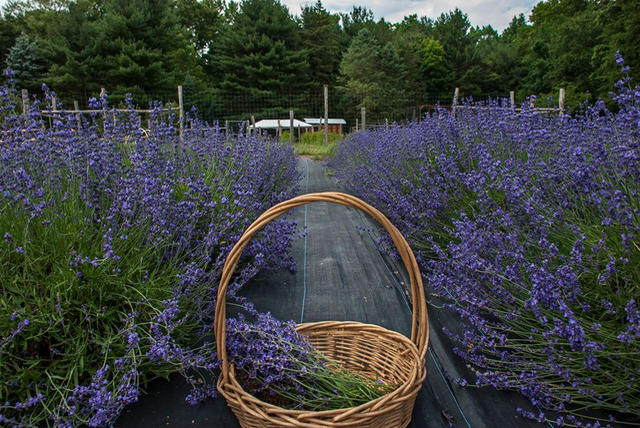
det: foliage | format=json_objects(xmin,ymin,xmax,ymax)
[
  {"xmin": 3, "ymin": 0, "xmax": 640, "ymax": 114},
  {"xmin": 0, "ymin": 80, "xmax": 300, "ymax": 427},
  {"xmin": 33, "ymin": 0, "xmax": 201, "ymax": 104},
  {"xmin": 3, "ymin": 32, "xmax": 46, "ymax": 89},
  {"xmin": 176, "ymin": 0, "xmax": 225, "ymax": 55},
  {"xmin": 339, "ymin": 29, "xmax": 407, "ymax": 121},
  {"xmin": 211, "ymin": 0, "xmax": 309, "ymax": 119},
  {"xmin": 328, "ymin": 66, "xmax": 640, "ymax": 426},
  {"xmin": 300, "ymin": 1, "xmax": 342, "ymax": 88},
  {"xmin": 431, "ymin": 9, "xmax": 477, "ymax": 94},
  {"xmin": 417, "ymin": 38, "xmax": 452, "ymax": 94},
  {"xmin": 291, "ymin": 132, "xmax": 342, "ymax": 160},
  {"xmin": 300, "ymin": 130, "xmax": 342, "ymax": 145}
]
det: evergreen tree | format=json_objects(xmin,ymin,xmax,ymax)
[
  {"xmin": 392, "ymin": 14, "xmax": 433, "ymax": 101},
  {"xmin": 4, "ymin": 32, "xmax": 46, "ymax": 89},
  {"xmin": 41, "ymin": 0, "xmax": 101, "ymax": 98},
  {"xmin": 340, "ymin": 6, "xmax": 375, "ymax": 40},
  {"xmin": 432, "ymin": 9, "xmax": 480, "ymax": 93},
  {"xmin": 517, "ymin": 0, "xmax": 600, "ymax": 104},
  {"xmin": 92, "ymin": 0, "xmax": 194, "ymax": 100},
  {"xmin": 459, "ymin": 26, "xmax": 500, "ymax": 95},
  {"xmin": 300, "ymin": 0, "xmax": 341, "ymax": 87},
  {"xmin": 212, "ymin": 0, "xmax": 309, "ymax": 119},
  {"xmin": 42, "ymin": 0, "xmax": 199, "ymax": 105},
  {"xmin": 176, "ymin": 0, "xmax": 225, "ymax": 76}
]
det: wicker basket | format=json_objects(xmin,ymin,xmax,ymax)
[{"xmin": 214, "ymin": 192, "xmax": 429, "ymax": 428}]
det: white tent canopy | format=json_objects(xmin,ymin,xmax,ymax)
[
  {"xmin": 251, "ymin": 119, "xmax": 312, "ymax": 130},
  {"xmin": 303, "ymin": 118, "xmax": 346, "ymax": 125}
]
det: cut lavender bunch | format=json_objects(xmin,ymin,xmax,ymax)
[{"xmin": 226, "ymin": 312, "xmax": 396, "ymax": 411}]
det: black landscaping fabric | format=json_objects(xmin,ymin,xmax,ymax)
[{"xmin": 115, "ymin": 158, "xmax": 549, "ymax": 428}]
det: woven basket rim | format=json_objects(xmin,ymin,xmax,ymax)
[
  {"xmin": 218, "ymin": 320, "xmax": 424, "ymax": 417},
  {"xmin": 214, "ymin": 192, "xmax": 430, "ymax": 426}
]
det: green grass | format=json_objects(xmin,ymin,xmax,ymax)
[
  {"xmin": 284, "ymin": 131, "xmax": 343, "ymax": 160},
  {"xmin": 293, "ymin": 143, "xmax": 337, "ymax": 160}
]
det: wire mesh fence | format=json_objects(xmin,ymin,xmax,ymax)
[{"xmin": 14, "ymin": 85, "xmax": 567, "ymax": 135}]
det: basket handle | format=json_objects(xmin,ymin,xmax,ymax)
[{"xmin": 214, "ymin": 192, "xmax": 429, "ymax": 382}]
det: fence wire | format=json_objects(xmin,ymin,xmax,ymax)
[{"xmin": 15, "ymin": 85, "xmax": 564, "ymax": 133}]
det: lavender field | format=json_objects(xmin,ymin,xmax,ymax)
[
  {"xmin": 0, "ymin": 81, "xmax": 300, "ymax": 427},
  {"xmin": 2, "ymin": 62, "xmax": 640, "ymax": 428},
  {"xmin": 329, "ymin": 63, "xmax": 640, "ymax": 427}
]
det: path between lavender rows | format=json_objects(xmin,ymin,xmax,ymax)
[{"xmin": 114, "ymin": 158, "xmax": 546, "ymax": 428}]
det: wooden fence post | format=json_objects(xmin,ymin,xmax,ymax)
[
  {"xmin": 324, "ymin": 84, "xmax": 329, "ymax": 144},
  {"xmin": 510, "ymin": 91, "xmax": 516, "ymax": 110},
  {"xmin": 452, "ymin": 87, "xmax": 460, "ymax": 117},
  {"xmin": 178, "ymin": 85, "xmax": 184, "ymax": 139},
  {"xmin": 250, "ymin": 116, "xmax": 256, "ymax": 135},
  {"xmin": 355, "ymin": 119, "xmax": 358, "ymax": 132},
  {"xmin": 385, "ymin": 118, "xmax": 389, "ymax": 130},
  {"xmin": 21, "ymin": 89, "xmax": 29, "ymax": 116},
  {"xmin": 360, "ymin": 106, "xmax": 366, "ymax": 131},
  {"xmin": 100, "ymin": 88, "xmax": 106, "ymax": 132},
  {"xmin": 74, "ymin": 101, "xmax": 81, "ymax": 130},
  {"xmin": 559, "ymin": 88, "xmax": 566, "ymax": 115},
  {"xmin": 289, "ymin": 110, "xmax": 294, "ymax": 144},
  {"xmin": 52, "ymin": 96, "xmax": 57, "ymax": 112}
]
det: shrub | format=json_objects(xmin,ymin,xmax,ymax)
[
  {"xmin": 0, "ymin": 82, "xmax": 299, "ymax": 427},
  {"xmin": 328, "ymin": 58, "xmax": 640, "ymax": 426},
  {"xmin": 300, "ymin": 131, "xmax": 342, "ymax": 145}
]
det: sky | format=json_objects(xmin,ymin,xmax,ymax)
[
  {"xmin": 0, "ymin": 0, "xmax": 540, "ymax": 32},
  {"xmin": 285, "ymin": 0, "xmax": 538, "ymax": 32}
]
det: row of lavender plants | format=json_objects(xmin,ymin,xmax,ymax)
[
  {"xmin": 0, "ymin": 78, "xmax": 300, "ymax": 427},
  {"xmin": 329, "ymin": 60, "xmax": 639, "ymax": 427}
]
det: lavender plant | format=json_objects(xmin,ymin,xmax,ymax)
[
  {"xmin": 226, "ymin": 312, "xmax": 396, "ymax": 411},
  {"xmin": 329, "ymin": 57, "xmax": 639, "ymax": 427},
  {"xmin": 0, "ymin": 78, "xmax": 300, "ymax": 427}
]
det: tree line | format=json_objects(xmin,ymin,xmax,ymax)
[{"xmin": 1, "ymin": 0, "xmax": 638, "ymax": 121}]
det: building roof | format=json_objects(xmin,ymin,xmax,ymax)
[
  {"xmin": 304, "ymin": 118, "xmax": 347, "ymax": 125},
  {"xmin": 251, "ymin": 119, "xmax": 312, "ymax": 129}
]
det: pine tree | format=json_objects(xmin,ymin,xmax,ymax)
[
  {"xmin": 42, "ymin": 0, "xmax": 102, "ymax": 98},
  {"xmin": 432, "ymin": 9, "xmax": 479, "ymax": 93},
  {"xmin": 212, "ymin": 0, "xmax": 310, "ymax": 119},
  {"xmin": 92, "ymin": 0, "xmax": 191, "ymax": 100},
  {"xmin": 43, "ymin": 0, "xmax": 199, "ymax": 105},
  {"xmin": 300, "ymin": 0, "xmax": 341, "ymax": 88}
]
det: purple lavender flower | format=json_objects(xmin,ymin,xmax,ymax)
[
  {"xmin": 328, "ymin": 62, "xmax": 640, "ymax": 425},
  {"xmin": 0, "ymin": 84, "xmax": 300, "ymax": 427}
]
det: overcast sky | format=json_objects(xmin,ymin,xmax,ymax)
[
  {"xmin": 0, "ymin": 0, "xmax": 539, "ymax": 32},
  {"xmin": 288, "ymin": 0, "xmax": 538, "ymax": 31}
]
